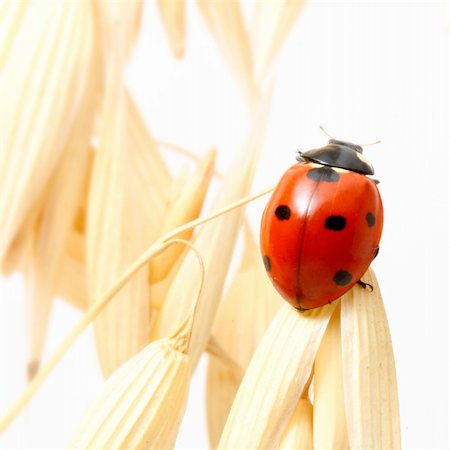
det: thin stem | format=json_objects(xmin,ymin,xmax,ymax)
[
  {"xmin": 156, "ymin": 140, "xmax": 224, "ymax": 180},
  {"xmin": 0, "ymin": 185, "xmax": 274, "ymax": 433},
  {"xmin": 163, "ymin": 239, "xmax": 205, "ymax": 354}
]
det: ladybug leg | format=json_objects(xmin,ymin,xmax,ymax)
[
  {"xmin": 357, "ymin": 279, "xmax": 373, "ymax": 292},
  {"xmin": 294, "ymin": 305, "xmax": 308, "ymax": 313}
]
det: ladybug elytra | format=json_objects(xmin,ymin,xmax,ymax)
[{"xmin": 260, "ymin": 139, "xmax": 383, "ymax": 311}]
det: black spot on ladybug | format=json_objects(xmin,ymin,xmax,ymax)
[
  {"xmin": 333, "ymin": 270, "xmax": 353, "ymax": 286},
  {"xmin": 275, "ymin": 205, "xmax": 291, "ymax": 221},
  {"xmin": 307, "ymin": 166, "xmax": 340, "ymax": 183},
  {"xmin": 373, "ymin": 247, "xmax": 380, "ymax": 259},
  {"xmin": 263, "ymin": 255, "xmax": 271, "ymax": 272},
  {"xmin": 324, "ymin": 215, "xmax": 346, "ymax": 231},
  {"xmin": 366, "ymin": 212, "xmax": 376, "ymax": 227}
]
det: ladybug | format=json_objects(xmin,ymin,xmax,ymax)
[{"xmin": 260, "ymin": 138, "xmax": 383, "ymax": 311}]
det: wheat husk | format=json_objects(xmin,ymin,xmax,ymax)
[
  {"xmin": 23, "ymin": 36, "xmax": 100, "ymax": 379},
  {"xmin": 127, "ymin": 92, "xmax": 171, "ymax": 214},
  {"xmin": 157, "ymin": 0, "xmax": 185, "ymax": 58},
  {"xmin": 68, "ymin": 317, "xmax": 191, "ymax": 450},
  {"xmin": 313, "ymin": 301, "xmax": 349, "ymax": 449},
  {"xmin": 150, "ymin": 149, "xmax": 216, "ymax": 283},
  {"xmin": 86, "ymin": 46, "xmax": 151, "ymax": 377},
  {"xmin": 340, "ymin": 268, "xmax": 401, "ymax": 449},
  {"xmin": 252, "ymin": 0, "xmax": 306, "ymax": 82},
  {"xmin": 56, "ymin": 252, "xmax": 88, "ymax": 311},
  {"xmin": 279, "ymin": 397, "xmax": 313, "ymax": 450},
  {"xmin": 94, "ymin": 0, "xmax": 143, "ymax": 60},
  {"xmin": 195, "ymin": 0, "xmax": 259, "ymax": 109},
  {"xmin": 206, "ymin": 224, "xmax": 280, "ymax": 447},
  {"xmin": 0, "ymin": 0, "xmax": 96, "ymax": 267},
  {"xmin": 0, "ymin": 1, "xmax": 27, "ymax": 68},
  {"xmin": 217, "ymin": 302, "xmax": 336, "ymax": 449}
]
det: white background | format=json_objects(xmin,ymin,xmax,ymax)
[{"xmin": 1, "ymin": 1, "xmax": 449, "ymax": 449}]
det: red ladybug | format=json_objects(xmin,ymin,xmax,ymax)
[{"xmin": 260, "ymin": 139, "xmax": 383, "ymax": 311}]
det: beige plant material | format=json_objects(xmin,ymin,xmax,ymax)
[
  {"xmin": 313, "ymin": 301, "xmax": 349, "ymax": 449},
  {"xmin": 195, "ymin": 0, "xmax": 259, "ymax": 109},
  {"xmin": 157, "ymin": 0, "xmax": 185, "ymax": 58},
  {"xmin": 55, "ymin": 227, "xmax": 87, "ymax": 311},
  {"xmin": 86, "ymin": 46, "xmax": 156, "ymax": 377},
  {"xmin": 252, "ymin": 0, "xmax": 307, "ymax": 82},
  {"xmin": 150, "ymin": 149, "xmax": 216, "ymax": 283},
  {"xmin": 0, "ymin": 1, "xmax": 26, "ymax": 68},
  {"xmin": 127, "ymin": 95, "xmax": 171, "ymax": 253},
  {"xmin": 67, "ymin": 238, "xmax": 205, "ymax": 450},
  {"xmin": 94, "ymin": 0, "xmax": 143, "ymax": 59},
  {"xmin": 206, "ymin": 224, "xmax": 280, "ymax": 447},
  {"xmin": 0, "ymin": 1, "xmax": 96, "ymax": 267},
  {"xmin": 68, "ymin": 316, "xmax": 192, "ymax": 450},
  {"xmin": 279, "ymin": 398, "xmax": 313, "ymax": 450},
  {"xmin": 340, "ymin": 268, "xmax": 401, "ymax": 449},
  {"xmin": 206, "ymin": 359, "xmax": 241, "ymax": 450},
  {"xmin": 154, "ymin": 90, "xmax": 272, "ymax": 367},
  {"xmin": 23, "ymin": 45, "xmax": 100, "ymax": 379},
  {"xmin": 127, "ymin": 92, "xmax": 172, "ymax": 209},
  {"xmin": 217, "ymin": 302, "xmax": 336, "ymax": 449},
  {"xmin": 56, "ymin": 252, "xmax": 88, "ymax": 311}
]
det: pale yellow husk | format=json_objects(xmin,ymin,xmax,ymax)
[
  {"xmin": 217, "ymin": 302, "xmax": 336, "ymax": 449},
  {"xmin": 206, "ymin": 224, "xmax": 280, "ymax": 447},
  {"xmin": 154, "ymin": 90, "xmax": 272, "ymax": 368},
  {"xmin": 157, "ymin": 0, "xmax": 185, "ymax": 58},
  {"xmin": 56, "ymin": 252, "xmax": 88, "ymax": 311},
  {"xmin": 279, "ymin": 397, "xmax": 313, "ymax": 450},
  {"xmin": 150, "ymin": 149, "xmax": 216, "ymax": 283},
  {"xmin": 206, "ymin": 361, "xmax": 241, "ymax": 450},
  {"xmin": 195, "ymin": 0, "xmax": 259, "ymax": 109},
  {"xmin": 0, "ymin": 0, "xmax": 96, "ymax": 267},
  {"xmin": 252, "ymin": 0, "xmax": 307, "ymax": 82},
  {"xmin": 313, "ymin": 301, "xmax": 349, "ymax": 449},
  {"xmin": 94, "ymin": 0, "xmax": 143, "ymax": 60},
  {"xmin": 68, "ymin": 320, "xmax": 191, "ymax": 450},
  {"xmin": 0, "ymin": 1, "xmax": 27, "ymax": 68},
  {"xmin": 86, "ymin": 46, "xmax": 153, "ymax": 377},
  {"xmin": 23, "ymin": 27, "xmax": 100, "ymax": 378},
  {"xmin": 340, "ymin": 268, "xmax": 401, "ymax": 449}
]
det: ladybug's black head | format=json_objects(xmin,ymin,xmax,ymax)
[{"xmin": 297, "ymin": 139, "xmax": 374, "ymax": 175}]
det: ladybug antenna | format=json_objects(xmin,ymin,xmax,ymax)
[
  {"xmin": 358, "ymin": 139, "xmax": 381, "ymax": 147},
  {"xmin": 319, "ymin": 125, "xmax": 336, "ymax": 140}
]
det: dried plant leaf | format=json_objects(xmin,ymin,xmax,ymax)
[
  {"xmin": 279, "ymin": 398, "xmax": 313, "ymax": 450},
  {"xmin": 157, "ymin": 0, "xmax": 185, "ymax": 58},
  {"xmin": 211, "ymin": 225, "xmax": 280, "ymax": 370},
  {"xmin": 94, "ymin": 0, "xmax": 144, "ymax": 59},
  {"xmin": 340, "ymin": 268, "xmax": 401, "ymax": 449},
  {"xmin": 0, "ymin": 1, "xmax": 27, "ymax": 68},
  {"xmin": 86, "ymin": 49, "xmax": 151, "ymax": 377},
  {"xmin": 206, "ymin": 361, "xmax": 240, "ymax": 450},
  {"xmin": 313, "ymin": 301, "xmax": 349, "ymax": 449},
  {"xmin": 23, "ymin": 37, "xmax": 100, "ymax": 378},
  {"xmin": 0, "ymin": 1, "xmax": 97, "ymax": 265},
  {"xmin": 150, "ymin": 149, "xmax": 216, "ymax": 283},
  {"xmin": 217, "ymin": 303, "xmax": 336, "ymax": 449},
  {"xmin": 127, "ymin": 92, "xmax": 171, "ymax": 207},
  {"xmin": 206, "ymin": 225, "xmax": 280, "ymax": 447},
  {"xmin": 252, "ymin": 0, "xmax": 306, "ymax": 82},
  {"xmin": 154, "ymin": 90, "xmax": 272, "ymax": 367},
  {"xmin": 195, "ymin": 0, "xmax": 259, "ymax": 109},
  {"xmin": 68, "ymin": 319, "xmax": 191, "ymax": 450},
  {"xmin": 56, "ymin": 252, "xmax": 88, "ymax": 311}
]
